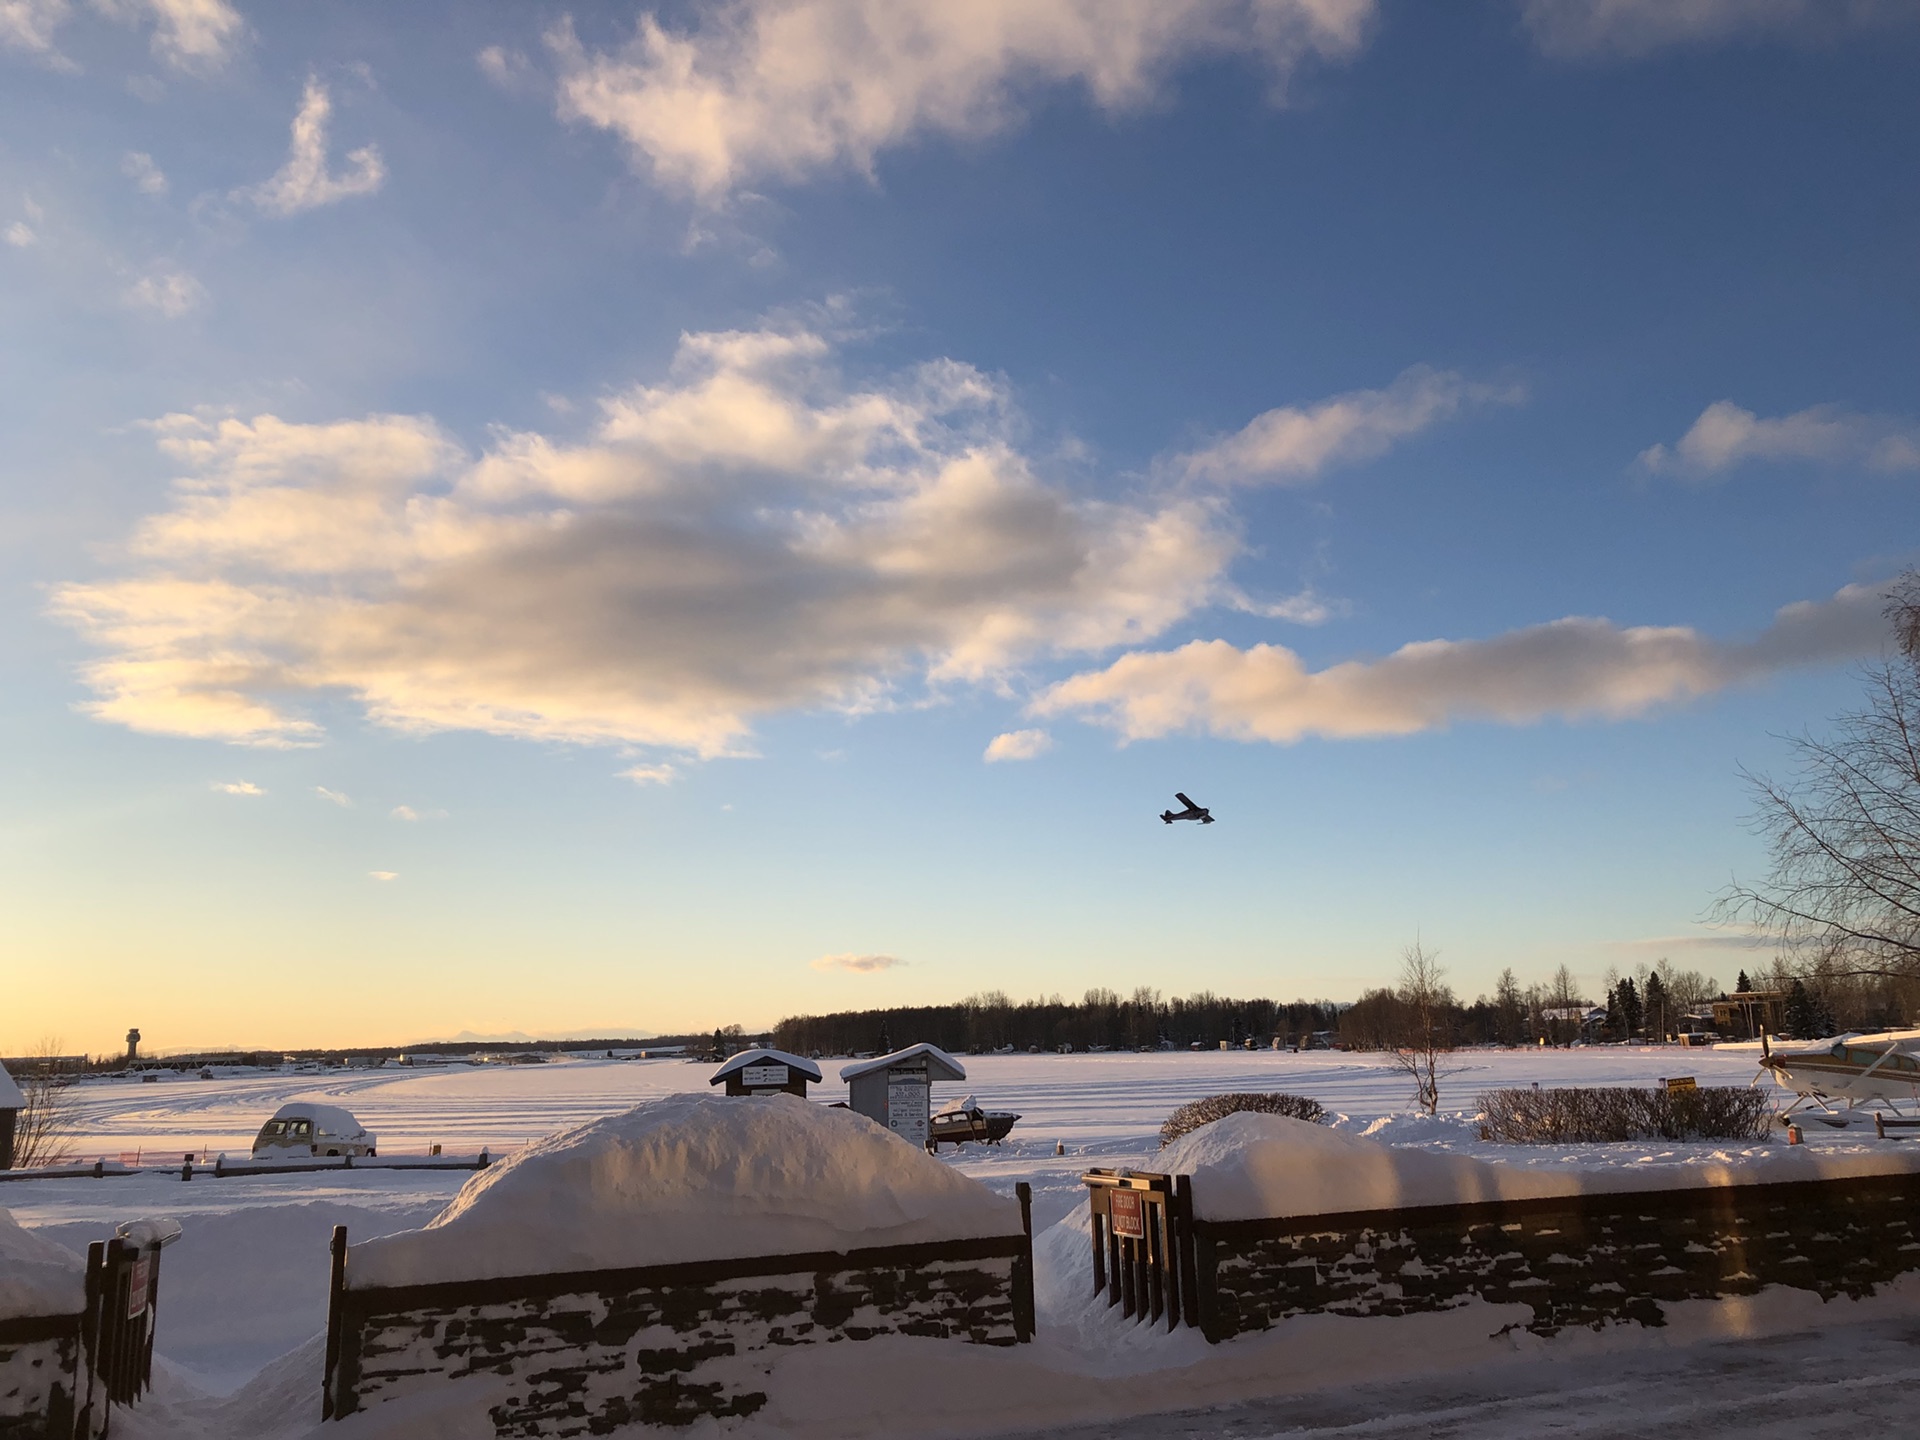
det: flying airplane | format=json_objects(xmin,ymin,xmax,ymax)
[
  {"xmin": 1756, "ymin": 1030, "xmax": 1920, "ymax": 1126},
  {"xmin": 1160, "ymin": 793, "xmax": 1215, "ymax": 825}
]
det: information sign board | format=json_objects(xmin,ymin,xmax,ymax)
[
  {"xmin": 1109, "ymin": 1188, "xmax": 1146, "ymax": 1240},
  {"xmin": 1664, "ymin": 1076, "xmax": 1698, "ymax": 1094},
  {"xmin": 127, "ymin": 1256, "xmax": 151, "ymax": 1320},
  {"xmin": 741, "ymin": 1063, "xmax": 789, "ymax": 1088},
  {"xmin": 886, "ymin": 1077, "xmax": 930, "ymax": 1149}
]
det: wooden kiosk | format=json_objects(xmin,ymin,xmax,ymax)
[
  {"xmin": 708, "ymin": 1047, "xmax": 823, "ymax": 1098},
  {"xmin": 842, "ymin": 1043, "xmax": 967, "ymax": 1150}
]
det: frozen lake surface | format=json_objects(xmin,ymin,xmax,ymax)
[{"xmin": 8, "ymin": 1045, "xmax": 1910, "ymax": 1437}]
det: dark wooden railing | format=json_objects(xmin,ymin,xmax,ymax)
[{"xmin": 1081, "ymin": 1169, "xmax": 1200, "ymax": 1332}]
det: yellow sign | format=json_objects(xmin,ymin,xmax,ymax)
[{"xmin": 1664, "ymin": 1076, "xmax": 1697, "ymax": 1094}]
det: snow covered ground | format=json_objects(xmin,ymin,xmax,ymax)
[{"xmin": 9, "ymin": 1044, "xmax": 1914, "ymax": 1436}]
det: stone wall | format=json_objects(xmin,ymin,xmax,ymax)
[
  {"xmin": 0, "ymin": 1318, "xmax": 80, "ymax": 1440},
  {"xmin": 1194, "ymin": 1168, "xmax": 1920, "ymax": 1342},
  {"xmin": 329, "ymin": 1237, "xmax": 1030, "ymax": 1434}
]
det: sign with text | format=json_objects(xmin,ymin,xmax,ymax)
[
  {"xmin": 127, "ymin": 1256, "xmax": 151, "ymax": 1320},
  {"xmin": 741, "ymin": 1064, "xmax": 789, "ymax": 1089},
  {"xmin": 886, "ymin": 1078, "xmax": 930, "ymax": 1149},
  {"xmin": 1664, "ymin": 1076, "xmax": 1698, "ymax": 1094},
  {"xmin": 1108, "ymin": 1188, "xmax": 1146, "ymax": 1240}
]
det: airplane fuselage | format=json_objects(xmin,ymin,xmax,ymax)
[{"xmin": 1764, "ymin": 1038, "xmax": 1920, "ymax": 1109}]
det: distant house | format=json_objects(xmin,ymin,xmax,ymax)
[
  {"xmin": 1539, "ymin": 1005, "xmax": 1608, "ymax": 1043},
  {"xmin": 0, "ymin": 1061, "xmax": 23, "ymax": 1170},
  {"xmin": 1711, "ymin": 991, "xmax": 1788, "ymax": 1040}
]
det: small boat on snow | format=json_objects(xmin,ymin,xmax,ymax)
[{"xmin": 930, "ymin": 1094, "xmax": 1019, "ymax": 1148}]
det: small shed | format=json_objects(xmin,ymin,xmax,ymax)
[
  {"xmin": 841, "ymin": 1044, "xmax": 967, "ymax": 1150},
  {"xmin": 709, "ymin": 1047, "xmax": 823, "ymax": 1098},
  {"xmin": 0, "ymin": 1061, "xmax": 23, "ymax": 1170}
]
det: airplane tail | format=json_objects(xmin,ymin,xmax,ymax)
[{"xmin": 1160, "ymin": 813, "xmax": 1174, "ymax": 824}]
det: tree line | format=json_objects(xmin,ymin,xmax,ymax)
[{"xmin": 771, "ymin": 989, "xmax": 1343, "ymax": 1057}]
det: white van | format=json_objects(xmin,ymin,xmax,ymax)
[{"xmin": 251, "ymin": 1102, "xmax": 377, "ymax": 1158}]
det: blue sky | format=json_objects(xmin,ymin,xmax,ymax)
[{"xmin": 3, "ymin": 0, "xmax": 1917, "ymax": 1054}]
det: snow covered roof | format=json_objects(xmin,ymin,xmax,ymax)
[
  {"xmin": 1158, "ymin": 1112, "xmax": 1920, "ymax": 1223},
  {"xmin": 708, "ymin": 1047, "xmax": 823, "ymax": 1084},
  {"xmin": 349, "ymin": 1092, "xmax": 1024, "ymax": 1289},
  {"xmin": 0, "ymin": 1208, "xmax": 85, "ymax": 1320},
  {"xmin": 0, "ymin": 1062, "xmax": 22, "ymax": 1110},
  {"xmin": 264, "ymin": 1101, "xmax": 371, "ymax": 1137},
  {"xmin": 840, "ymin": 1043, "xmax": 967, "ymax": 1083},
  {"xmin": 934, "ymin": 1094, "xmax": 978, "ymax": 1116}
]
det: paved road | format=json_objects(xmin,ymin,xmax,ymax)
[{"xmin": 994, "ymin": 1321, "xmax": 1920, "ymax": 1438}]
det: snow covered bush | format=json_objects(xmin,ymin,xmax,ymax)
[
  {"xmin": 1477, "ymin": 1086, "xmax": 1773, "ymax": 1143},
  {"xmin": 1159, "ymin": 1091, "xmax": 1325, "ymax": 1147}
]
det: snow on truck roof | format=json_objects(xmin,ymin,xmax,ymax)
[
  {"xmin": 708, "ymin": 1047, "xmax": 823, "ymax": 1083},
  {"xmin": 840, "ymin": 1042, "xmax": 967, "ymax": 1083},
  {"xmin": 349, "ymin": 1093, "xmax": 1023, "ymax": 1290},
  {"xmin": 263, "ymin": 1101, "xmax": 369, "ymax": 1136},
  {"xmin": 1159, "ymin": 1112, "xmax": 1920, "ymax": 1223}
]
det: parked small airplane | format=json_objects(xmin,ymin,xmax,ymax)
[
  {"xmin": 1757, "ymin": 1030, "xmax": 1920, "ymax": 1125},
  {"xmin": 1160, "ymin": 792, "xmax": 1215, "ymax": 825}
]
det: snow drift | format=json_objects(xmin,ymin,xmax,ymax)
[
  {"xmin": 1158, "ymin": 1112, "xmax": 1920, "ymax": 1221},
  {"xmin": 349, "ymin": 1093, "xmax": 1024, "ymax": 1289},
  {"xmin": 0, "ymin": 1206, "xmax": 85, "ymax": 1318}
]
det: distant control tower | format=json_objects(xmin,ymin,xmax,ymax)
[{"xmin": 126, "ymin": 1028, "xmax": 141, "ymax": 1066}]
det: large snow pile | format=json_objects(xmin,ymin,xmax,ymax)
[
  {"xmin": 350, "ymin": 1093, "xmax": 1025, "ymax": 1289},
  {"xmin": 1160, "ymin": 1112, "xmax": 1920, "ymax": 1221},
  {"xmin": 0, "ymin": 1207, "xmax": 85, "ymax": 1319}
]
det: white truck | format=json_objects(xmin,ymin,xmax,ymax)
[{"xmin": 250, "ymin": 1102, "xmax": 377, "ymax": 1158}]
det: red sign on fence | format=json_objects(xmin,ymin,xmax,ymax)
[
  {"xmin": 127, "ymin": 1256, "xmax": 151, "ymax": 1320},
  {"xmin": 1109, "ymin": 1188, "xmax": 1146, "ymax": 1240}
]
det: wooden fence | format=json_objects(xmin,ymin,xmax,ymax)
[
  {"xmin": 322, "ymin": 1181, "xmax": 1036, "ymax": 1431},
  {"xmin": 1081, "ymin": 1169, "xmax": 1200, "ymax": 1333},
  {"xmin": 1, "ymin": 1228, "xmax": 171, "ymax": 1438}
]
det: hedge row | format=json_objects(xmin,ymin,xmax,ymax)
[
  {"xmin": 1159, "ymin": 1091, "xmax": 1326, "ymax": 1147},
  {"xmin": 1477, "ymin": 1086, "xmax": 1773, "ymax": 1143}
]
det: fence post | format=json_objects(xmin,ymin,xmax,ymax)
[
  {"xmin": 322, "ymin": 1225, "xmax": 347, "ymax": 1420},
  {"xmin": 1012, "ymin": 1182, "xmax": 1035, "ymax": 1343},
  {"xmin": 78, "ymin": 1241, "xmax": 104, "ymax": 1438},
  {"xmin": 1175, "ymin": 1174, "xmax": 1201, "ymax": 1332}
]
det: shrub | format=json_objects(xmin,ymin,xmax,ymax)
[
  {"xmin": 1477, "ymin": 1086, "xmax": 1773, "ymax": 1144},
  {"xmin": 1159, "ymin": 1092, "xmax": 1326, "ymax": 1148}
]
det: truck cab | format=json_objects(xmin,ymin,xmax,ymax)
[{"xmin": 251, "ymin": 1102, "xmax": 377, "ymax": 1158}]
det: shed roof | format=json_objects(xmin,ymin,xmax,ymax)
[
  {"xmin": 840, "ymin": 1043, "xmax": 967, "ymax": 1083},
  {"xmin": 0, "ymin": 1062, "xmax": 22, "ymax": 1110},
  {"xmin": 709, "ymin": 1048, "xmax": 823, "ymax": 1085}
]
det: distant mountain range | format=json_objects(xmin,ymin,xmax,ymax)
[{"xmin": 406, "ymin": 1027, "xmax": 659, "ymax": 1045}]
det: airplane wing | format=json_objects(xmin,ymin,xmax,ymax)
[{"xmin": 1174, "ymin": 792, "xmax": 1195, "ymax": 808}]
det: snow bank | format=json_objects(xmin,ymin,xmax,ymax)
[
  {"xmin": 0, "ymin": 1207, "xmax": 85, "ymax": 1318},
  {"xmin": 350, "ymin": 1093, "xmax": 1024, "ymax": 1289},
  {"xmin": 1159, "ymin": 1112, "xmax": 1920, "ymax": 1221}
]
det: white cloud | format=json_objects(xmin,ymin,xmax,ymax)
[
  {"xmin": 315, "ymin": 786, "xmax": 352, "ymax": 806},
  {"xmin": 1180, "ymin": 367, "xmax": 1523, "ymax": 485},
  {"xmin": 984, "ymin": 728, "xmax": 1052, "ymax": 762},
  {"xmin": 3, "ymin": 221, "xmax": 33, "ymax": 247},
  {"xmin": 548, "ymin": 0, "xmax": 1377, "ymax": 200},
  {"xmin": 3, "ymin": 0, "xmax": 242, "ymax": 70},
  {"xmin": 368, "ymin": 870, "xmax": 398, "ymax": 882},
  {"xmin": 0, "ymin": 0, "xmax": 70, "ymax": 57},
  {"xmin": 1518, "ymin": 0, "xmax": 1907, "ymax": 58},
  {"xmin": 390, "ymin": 804, "xmax": 417, "ymax": 821},
  {"xmin": 1640, "ymin": 400, "xmax": 1920, "ymax": 478},
  {"xmin": 811, "ymin": 952, "xmax": 905, "ymax": 972},
  {"xmin": 239, "ymin": 78, "xmax": 385, "ymax": 217},
  {"xmin": 125, "ymin": 267, "xmax": 204, "ymax": 316},
  {"xmin": 211, "ymin": 779, "xmax": 262, "ymax": 795},
  {"xmin": 51, "ymin": 324, "xmax": 1237, "ymax": 757},
  {"xmin": 1035, "ymin": 582, "xmax": 1890, "ymax": 744},
  {"xmin": 620, "ymin": 763, "xmax": 679, "ymax": 786},
  {"xmin": 122, "ymin": 151, "xmax": 168, "ymax": 195}
]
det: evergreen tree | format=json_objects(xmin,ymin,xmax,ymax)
[
  {"xmin": 1736, "ymin": 969, "xmax": 1753, "ymax": 994},
  {"xmin": 1617, "ymin": 978, "xmax": 1642, "ymax": 1038},
  {"xmin": 1643, "ymin": 972, "xmax": 1669, "ymax": 1042},
  {"xmin": 1784, "ymin": 979, "xmax": 1816, "ymax": 1040}
]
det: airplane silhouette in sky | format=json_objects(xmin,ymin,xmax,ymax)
[{"xmin": 1160, "ymin": 793, "xmax": 1215, "ymax": 825}]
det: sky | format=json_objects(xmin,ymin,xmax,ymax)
[{"xmin": 2, "ymin": 0, "xmax": 1917, "ymax": 1056}]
